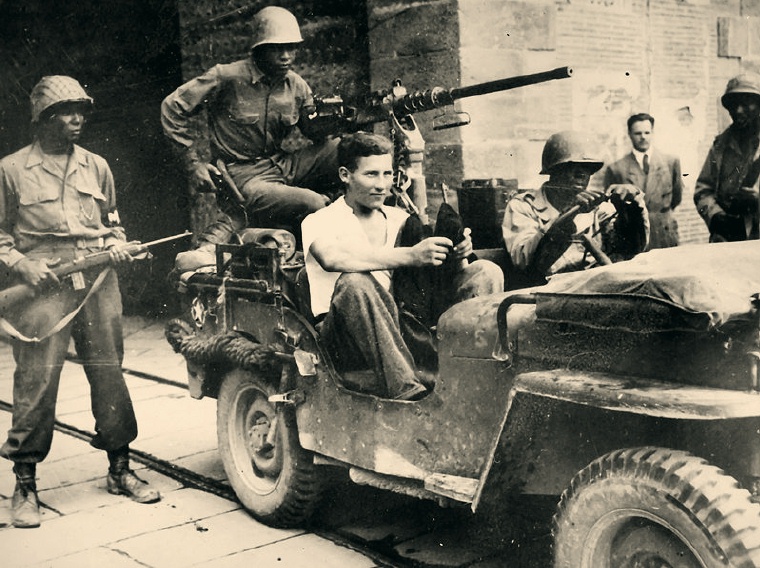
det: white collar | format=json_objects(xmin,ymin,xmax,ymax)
[{"xmin": 631, "ymin": 148, "xmax": 651, "ymax": 169}]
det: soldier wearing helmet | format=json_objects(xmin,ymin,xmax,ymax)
[
  {"xmin": 161, "ymin": 6, "xmax": 340, "ymax": 261},
  {"xmin": 695, "ymin": 72, "xmax": 760, "ymax": 242},
  {"xmin": 502, "ymin": 131, "xmax": 649, "ymax": 282},
  {"xmin": 0, "ymin": 76, "xmax": 161, "ymax": 528}
]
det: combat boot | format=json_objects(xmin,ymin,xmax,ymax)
[
  {"xmin": 106, "ymin": 447, "xmax": 161, "ymax": 504},
  {"xmin": 12, "ymin": 463, "xmax": 40, "ymax": 528}
]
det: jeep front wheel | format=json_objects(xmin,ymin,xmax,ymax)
[
  {"xmin": 553, "ymin": 447, "xmax": 760, "ymax": 568},
  {"xmin": 217, "ymin": 367, "xmax": 321, "ymax": 527}
]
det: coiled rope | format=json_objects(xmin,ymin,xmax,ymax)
[{"xmin": 165, "ymin": 319, "xmax": 279, "ymax": 375}]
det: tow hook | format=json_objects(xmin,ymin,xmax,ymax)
[{"xmin": 268, "ymin": 389, "xmax": 305, "ymax": 405}]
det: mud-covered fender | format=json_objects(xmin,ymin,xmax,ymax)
[
  {"xmin": 471, "ymin": 369, "xmax": 760, "ymax": 511},
  {"xmin": 510, "ymin": 369, "xmax": 760, "ymax": 420}
]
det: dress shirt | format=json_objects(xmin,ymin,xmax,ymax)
[{"xmin": 632, "ymin": 148, "xmax": 650, "ymax": 174}]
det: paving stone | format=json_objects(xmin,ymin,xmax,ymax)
[
  {"xmin": 33, "ymin": 448, "xmax": 107, "ymax": 491},
  {"xmin": 124, "ymin": 351, "xmax": 187, "ymax": 380},
  {"xmin": 121, "ymin": 315, "xmax": 155, "ymax": 337},
  {"xmin": 0, "ymin": 499, "xmax": 11, "ymax": 526},
  {"xmin": 135, "ymin": 426, "xmax": 218, "ymax": 463},
  {"xmin": 172, "ymin": 449, "xmax": 228, "ymax": 482},
  {"xmin": 125, "ymin": 395, "xmax": 218, "ymax": 438},
  {"xmin": 41, "ymin": 471, "xmax": 183, "ymax": 516},
  {"xmin": 45, "ymin": 433, "xmax": 100, "ymax": 463},
  {"xmin": 0, "ymin": 487, "xmax": 239, "ymax": 565},
  {"xmin": 115, "ymin": 507, "xmax": 301, "ymax": 567},
  {"xmin": 193, "ymin": 532, "xmax": 381, "ymax": 568},
  {"xmin": 0, "ymin": 471, "xmax": 14, "ymax": 498},
  {"xmin": 28, "ymin": 546, "xmax": 148, "ymax": 568}
]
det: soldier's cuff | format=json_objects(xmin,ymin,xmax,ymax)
[
  {"xmin": 105, "ymin": 230, "xmax": 127, "ymax": 249},
  {"xmin": 5, "ymin": 249, "xmax": 26, "ymax": 269}
]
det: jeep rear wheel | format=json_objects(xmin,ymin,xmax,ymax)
[
  {"xmin": 553, "ymin": 447, "xmax": 760, "ymax": 568},
  {"xmin": 217, "ymin": 367, "xmax": 322, "ymax": 527}
]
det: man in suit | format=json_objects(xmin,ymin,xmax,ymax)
[{"xmin": 604, "ymin": 113, "xmax": 684, "ymax": 249}]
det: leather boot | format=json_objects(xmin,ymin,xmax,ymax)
[
  {"xmin": 12, "ymin": 463, "xmax": 40, "ymax": 528},
  {"xmin": 106, "ymin": 447, "xmax": 160, "ymax": 504}
]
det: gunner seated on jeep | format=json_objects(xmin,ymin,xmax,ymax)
[{"xmin": 301, "ymin": 132, "xmax": 503, "ymax": 401}]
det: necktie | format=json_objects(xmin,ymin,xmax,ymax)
[{"xmin": 643, "ymin": 154, "xmax": 650, "ymax": 175}]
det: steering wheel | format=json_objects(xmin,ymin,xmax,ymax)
[{"xmin": 553, "ymin": 199, "xmax": 615, "ymax": 267}]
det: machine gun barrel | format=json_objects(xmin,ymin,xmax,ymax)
[
  {"xmin": 375, "ymin": 66, "xmax": 573, "ymax": 124},
  {"xmin": 450, "ymin": 66, "xmax": 572, "ymax": 100}
]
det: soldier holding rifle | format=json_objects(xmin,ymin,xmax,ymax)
[
  {"xmin": 695, "ymin": 73, "xmax": 760, "ymax": 242},
  {"xmin": 0, "ymin": 76, "xmax": 160, "ymax": 529},
  {"xmin": 502, "ymin": 131, "xmax": 649, "ymax": 283}
]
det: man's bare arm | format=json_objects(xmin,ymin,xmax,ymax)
[{"xmin": 310, "ymin": 235, "xmax": 454, "ymax": 273}]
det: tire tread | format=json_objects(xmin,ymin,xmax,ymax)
[{"xmin": 553, "ymin": 446, "xmax": 760, "ymax": 568}]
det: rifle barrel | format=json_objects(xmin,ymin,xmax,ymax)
[{"xmin": 138, "ymin": 231, "xmax": 192, "ymax": 248}]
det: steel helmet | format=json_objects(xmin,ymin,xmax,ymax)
[
  {"xmin": 721, "ymin": 73, "xmax": 760, "ymax": 109},
  {"xmin": 250, "ymin": 6, "xmax": 303, "ymax": 49},
  {"xmin": 30, "ymin": 75, "xmax": 93, "ymax": 123},
  {"xmin": 540, "ymin": 131, "xmax": 603, "ymax": 175}
]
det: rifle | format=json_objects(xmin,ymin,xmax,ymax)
[
  {"xmin": 0, "ymin": 232, "xmax": 191, "ymax": 317},
  {"xmin": 312, "ymin": 66, "xmax": 573, "ymax": 222}
]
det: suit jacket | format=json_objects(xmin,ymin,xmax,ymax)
[{"xmin": 604, "ymin": 149, "xmax": 683, "ymax": 249}]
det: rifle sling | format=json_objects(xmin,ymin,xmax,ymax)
[{"xmin": 0, "ymin": 268, "xmax": 110, "ymax": 343}]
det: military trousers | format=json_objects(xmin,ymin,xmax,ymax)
[
  {"xmin": 225, "ymin": 137, "xmax": 340, "ymax": 234},
  {"xmin": 0, "ymin": 268, "xmax": 137, "ymax": 464}
]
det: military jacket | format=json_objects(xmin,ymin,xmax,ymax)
[{"xmin": 0, "ymin": 141, "xmax": 125, "ymax": 267}]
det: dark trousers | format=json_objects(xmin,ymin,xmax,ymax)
[
  {"xmin": 1, "ymin": 268, "xmax": 137, "ymax": 464},
  {"xmin": 319, "ymin": 273, "xmax": 420, "ymax": 398},
  {"xmin": 319, "ymin": 260, "xmax": 503, "ymax": 398}
]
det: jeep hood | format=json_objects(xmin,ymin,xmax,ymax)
[{"xmin": 440, "ymin": 242, "xmax": 760, "ymax": 359}]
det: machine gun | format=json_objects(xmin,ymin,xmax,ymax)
[
  {"xmin": 0, "ymin": 232, "xmax": 191, "ymax": 317},
  {"xmin": 312, "ymin": 66, "xmax": 573, "ymax": 222}
]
